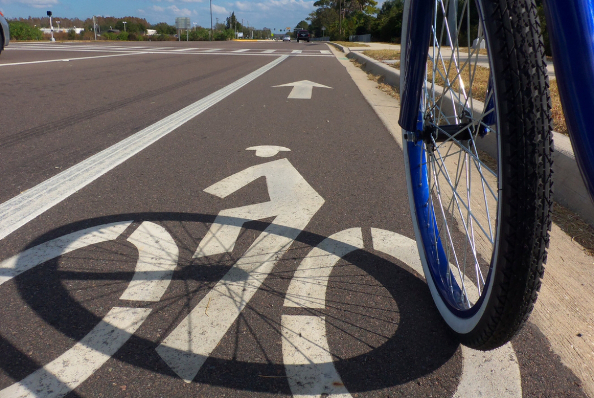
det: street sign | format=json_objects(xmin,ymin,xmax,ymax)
[{"xmin": 175, "ymin": 17, "xmax": 191, "ymax": 30}]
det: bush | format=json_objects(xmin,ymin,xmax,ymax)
[
  {"xmin": 102, "ymin": 32, "xmax": 117, "ymax": 40},
  {"xmin": 189, "ymin": 28, "xmax": 210, "ymax": 41},
  {"xmin": 8, "ymin": 21, "xmax": 43, "ymax": 40},
  {"xmin": 116, "ymin": 31, "xmax": 129, "ymax": 40},
  {"xmin": 152, "ymin": 33, "xmax": 175, "ymax": 41},
  {"xmin": 67, "ymin": 29, "xmax": 76, "ymax": 40},
  {"xmin": 214, "ymin": 29, "xmax": 234, "ymax": 41}
]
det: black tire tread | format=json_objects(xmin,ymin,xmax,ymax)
[{"xmin": 458, "ymin": 0, "xmax": 553, "ymax": 350}]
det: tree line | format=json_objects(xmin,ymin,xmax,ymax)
[
  {"xmin": 302, "ymin": 0, "xmax": 550, "ymax": 52},
  {"xmin": 6, "ymin": 14, "xmax": 256, "ymax": 41}
]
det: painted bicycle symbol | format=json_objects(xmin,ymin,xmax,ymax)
[{"xmin": 0, "ymin": 146, "xmax": 521, "ymax": 398}]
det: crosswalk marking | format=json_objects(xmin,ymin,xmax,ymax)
[
  {"xmin": 232, "ymin": 49, "xmax": 249, "ymax": 52},
  {"xmin": 262, "ymin": 49, "xmax": 276, "ymax": 53},
  {"xmin": 291, "ymin": 50, "xmax": 302, "ymax": 54}
]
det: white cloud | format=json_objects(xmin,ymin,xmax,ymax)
[
  {"xmin": 150, "ymin": 5, "xmax": 165, "ymax": 12},
  {"xmin": 233, "ymin": 1, "xmax": 252, "ymax": 11},
  {"xmin": 211, "ymin": 4, "xmax": 228, "ymax": 14},
  {"xmin": 166, "ymin": 5, "xmax": 196, "ymax": 16}
]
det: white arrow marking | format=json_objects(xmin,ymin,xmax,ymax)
[
  {"xmin": 370, "ymin": 228, "xmax": 522, "ymax": 398},
  {"xmin": 0, "ymin": 307, "xmax": 151, "ymax": 398},
  {"xmin": 0, "ymin": 222, "xmax": 132, "ymax": 286},
  {"xmin": 119, "ymin": 222, "xmax": 179, "ymax": 302},
  {"xmin": 273, "ymin": 80, "xmax": 332, "ymax": 99},
  {"xmin": 282, "ymin": 315, "xmax": 352, "ymax": 398},
  {"xmin": 284, "ymin": 228, "xmax": 363, "ymax": 308},
  {"xmin": 156, "ymin": 158, "xmax": 325, "ymax": 383}
]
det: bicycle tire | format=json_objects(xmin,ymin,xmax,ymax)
[{"xmin": 400, "ymin": 0, "xmax": 553, "ymax": 350}]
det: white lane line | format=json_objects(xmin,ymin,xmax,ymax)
[
  {"xmin": 282, "ymin": 315, "xmax": 352, "ymax": 398},
  {"xmin": 262, "ymin": 49, "xmax": 276, "ymax": 53},
  {"xmin": 370, "ymin": 228, "xmax": 522, "ymax": 398},
  {"xmin": 0, "ymin": 55, "xmax": 288, "ymax": 242},
  {"xmin": 291, "ymin": 50, "xmax": 302, "ymax": 54},
  {"xmin": 119, "ymin": 222, "xmax": 179, "ymax": 302},
  {"xmin": 284, "ymin": 228, "xmax": 363, "ymax": 308},
  {"xmin": 156, "ymin": 158, "xmax": 325, "ymax": 383},
  {"xmin": 232, "ymin": 49, "xmax": 249, "ymax": 53},
  {"xmin": 0, "ymin": 222, "xmax": 131, "ymax": 286},
  {"xmin": 201, "ymin": 48, "xmax": 222, "ymax": 52},
  {"xmin": 0, "ymin": 51, "xmax": 145, "ymax": 67},
  {"xmin": 0, "ymin": 307, "xmax": 151, "ymax": 398},
  {"xmin": 172, "ymin": 48, "xmax": 194, "ymax": 52},
  {"xmin": 320, "ymin": 50, "xmax": 331, "ymax": 54}
]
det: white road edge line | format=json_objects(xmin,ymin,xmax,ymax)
[
  {"xmin": 0, "ymin": 55, "xmax": 288, "ymax": 242},
  {"xmin": 284, "ymin": 228, "xmax": 363, "ymax": 308},
  {"xmin": 0, "ymin": 221, "xmax": 132, "ymax": 285},
  {"xmin": 370, "ymin": 228, "xmax": 522, "ymax": 398},
  {"xmin": 282, "ymin": 315, "xmax": 352, "ymax": 398},
  {"xmin": 0, "ymin": 307, "xmax": 152, "ymax": 398},
  {"xmin": 0, "ymin": 51, "xmax": 146, "ymax": 67}
]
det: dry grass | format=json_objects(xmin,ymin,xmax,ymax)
[
  {"xmin": 332, "ymin": 41, "xmax": 370, "ymax": 47},
  {"xmin": 362, "ymin": 49, "xmax": 566, "ymax": 136},
  {"xmin": 362, "ymin": 49, "xmax": 400, "ymax": 60},
  {"xmin": 350, "ymin": 59, "xmax": 400, "ymax": 100},
  {"xmin": 549, "ymin": 79, "xmax": 567, "ymax": 135},
  {"xmin": 426, "ymin": 60, "xmax": 491, "ymax": 103}
]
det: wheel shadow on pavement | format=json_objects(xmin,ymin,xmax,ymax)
[{"xmin": 0, "ymin": 212, "xmax": 460, "ymax": 396}]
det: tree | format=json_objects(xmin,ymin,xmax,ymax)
[
  {"xmin": 295, "ymin": 20, "xmax": 309, "ymax": 30},
  {"xmin": 153, "ymin": 22, "xmax": 176, "ymax": 35}
]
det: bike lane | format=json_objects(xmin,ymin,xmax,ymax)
[{"xmin": 0, "ymin": 46, "xmax": 587, "ymax": 397}]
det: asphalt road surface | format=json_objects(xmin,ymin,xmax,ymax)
[{"xmin": 0, "ymin": 41, "xmax": 588, "ymax": 397}]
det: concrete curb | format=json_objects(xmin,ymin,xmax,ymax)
[{"xmin": 345, "ymin": 49, "xmax": 594, "ymax": 226}]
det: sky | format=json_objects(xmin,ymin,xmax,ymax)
[{"xmin": 0, "ymin": 0, "xmax": 318, "ymax": 31}]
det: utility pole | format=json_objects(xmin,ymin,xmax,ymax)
[
  {"xmin": 93, "ymin": 16, "xmax": 97, "ymax": 40},
  {"xmin": 210, "ymin": 0, "xmax": 213, "ymax": 40},
  {"xmin": 339, "ymin": 0, "xmax": 342, "ymax": 36},
  {"xmin": 122, "ymin": 21, "xmax": 127, "ymax": 32}
]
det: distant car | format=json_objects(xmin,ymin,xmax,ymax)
[
  {"xmin": 282, "ymin": 35, "xmax": 291, "ymax": 42},
  {"xmin": 296, "ymin": 30, "xmax": 309, "ymax": 43},
  {"xmin": 0, "ymin": 11, "xmax": 10, "ymax": 56}
]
